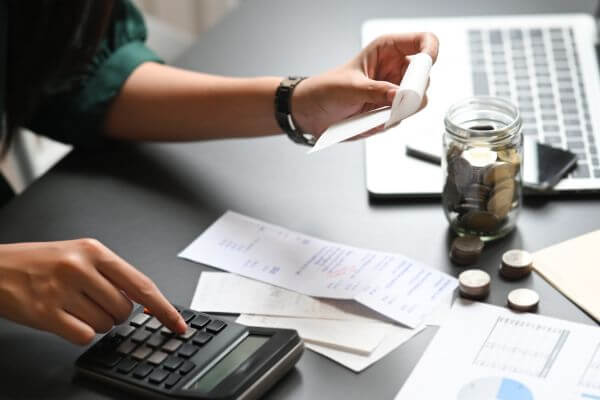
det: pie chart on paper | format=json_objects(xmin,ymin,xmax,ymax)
[{"xmin": 457, "ymin": 377, "xmax": 534, "ymax": 400}]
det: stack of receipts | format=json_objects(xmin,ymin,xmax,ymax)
[
  {"xmin": 191, "ymin": 272, "xmax": 452, "ymax": 372},
  {"xmin": 180, "ymin": 211, "xmax": 456, "ymax": 371}
]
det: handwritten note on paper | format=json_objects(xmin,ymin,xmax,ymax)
[{"xmin": 179, "ymin": 211, "xmax": 457, "ymax": 328}]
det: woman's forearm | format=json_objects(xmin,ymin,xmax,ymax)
[{"xmin": 104, "ymin": 62, "xmax": 283, "ymax": 141}]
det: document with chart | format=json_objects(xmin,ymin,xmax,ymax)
[
  {"xmin": 396, "ymin": 299, "xmax": 600, "ymax": 400},
  {"xmin": 179, "ymin": 211, "xmax": 457, "ymax": 328}
]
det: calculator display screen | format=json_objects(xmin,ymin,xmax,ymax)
[{"xmin": 187, "ymin": 335, "xmax": 268, "ymax": 392}]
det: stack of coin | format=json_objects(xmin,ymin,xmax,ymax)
[
  {"xmin": 449, "ymin": 236, "xmax": 484, "ymax": 265},
  {"xmin": 443, "ymin": 144, "xmax": 521, "ymax": 236},
  {"xmin": 499, "ymin": 249, "xmax": 533, "ymax": 280},
  {"xmin": 507, "ymin": 288, "xmax": 539, "ymax": 312},
  {"xmin": 458, "ymin": 269, "xmax": 491, "ymax": 300}
]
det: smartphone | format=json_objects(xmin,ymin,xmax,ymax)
[{"xmin": 406, "ymin": 135, "xmax": 577, "ymax": 191}]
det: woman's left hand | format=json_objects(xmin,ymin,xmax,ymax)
[{"xmin": 291, "ymin": 32, "xmax": 439, "ymax": 139}]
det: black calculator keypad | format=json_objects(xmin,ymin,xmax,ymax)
[
  {"xmin": 130, "ymin": 313, "xmax": 151, "ymax": 327},
  {"xmin": 148, "ymin": 368, "xmax": 170, "ymax": 384},
  {"xmin": 78, "ymin": 306, "xmax": 247, "ymax": 393},
  {"xmin": 162, "ymin": 338, "xmax": 183, "ymax": 353},
  {"xmin": 181, "ymin": 310, "xmax": 196, "ymax": 322},
  {"xmin": 116, "ymin": 358, "xmax": 137, "ymax": 374},
  {"xmin": 131, "ymin": 329, "xmax": 152, "ymax": 343},
  {"xmin": 193, "ymin": 331, "xmax": 213, "ymax": 346},
  {"xmin": 206, "ymin": 319, "xmax": 227, "ymax": 333},
  {"xmin": 114, "ymin": 324, "xmax": 136, "ymax": 338},
  {"xmin": 132, "ymin": 363, "xmax": 153, "ymax": 379},
  {"xmin": 116, "ymin": 340, "xmax": 137, "ymax": 355},
  {"xmin": 145, "ymin": 334, "xmax": 166, "ymax": 349},
  {"xmin": 179, "ymin": 361, "xmax": 195, "ymax": 375},
  {"xmin": 146, "ymin": 350, "xmax": 168, "ymax": 366},
  {"xmin": 164, "ymin": 373, "xmax": 181, "ymax": 389},
  {"xmin": 163, "ymin": 355, "xmax": 183, "ymax": 371},
  {"xmin": 179, "ymin": 343, "xmax": 199, "ymax": 358},
  {"xmin": 131, "ymin": 345, "xmax": 153, "ymax": 361},
  {"xmin": 145, "ymin": 317, "xmax": 162, "ymax": 331},
  {"xmin": 190, "ymin": 315, "xmax": 210, "ymax": 329}
]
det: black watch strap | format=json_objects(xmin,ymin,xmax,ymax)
[{"xmin": 275, "ymin": 76, "xmax": 316, "ymax": 146}]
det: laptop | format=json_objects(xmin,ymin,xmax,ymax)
[{"xmin": 363, "ymin": 13, "xmax": 600, "ymax": 197}]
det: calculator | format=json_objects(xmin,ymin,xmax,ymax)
[{"xmin": 76, "ymin": 306, "xmax": 303, "ymax": 399}]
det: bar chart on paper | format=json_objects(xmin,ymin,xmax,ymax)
[
  {"xmin": 394, "ymin": 301, "xmax": 600, "ymax": 400},
  {"xmin": 473, "ymin": 316, "xmax": 569, "ymax": 377}
]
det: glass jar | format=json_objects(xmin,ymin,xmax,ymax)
[{"xmin": 442, "ymin": 96, "xmax": 523, "ymax": 241}]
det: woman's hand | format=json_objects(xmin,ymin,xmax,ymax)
[
  {"xmin": 292, "ymin": 32, "xmax": 439, "ymax": 138},
  {"xmin": 0, "ymin": 239, "xmax": 186, "ymax": 345}
]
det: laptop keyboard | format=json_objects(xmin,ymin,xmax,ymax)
[{"xmin": 468, "ymin": 27, "xmax": 599, "ymax": 179}]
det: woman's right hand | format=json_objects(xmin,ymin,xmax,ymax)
[{"xmin": 0, "ymin": 239, "xmax": 186, "ymax": 345}]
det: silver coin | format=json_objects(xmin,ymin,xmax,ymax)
[
  {"xmin": 502, "ymin": 249, "xmax": 533, "ymax": 269},
  {"xmin": 459, "ymin": 269, "xmax": 491, "ymax": 299},
  {"xmin": 507, "ymin": 288, "xmax": 539, "ymax": 312}
]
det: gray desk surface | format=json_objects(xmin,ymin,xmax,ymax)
[{"xmin": 1, "ymin": 0, "xmax": 599, "ymax": 399}]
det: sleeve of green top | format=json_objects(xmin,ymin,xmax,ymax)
[{"xmin": 26, "ymin": 0, "xmax": 163, "ymax": 148}]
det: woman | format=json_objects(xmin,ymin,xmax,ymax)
[{"xmin": 0, "ymin": 1, "xmax": 438, "ymax": 345}]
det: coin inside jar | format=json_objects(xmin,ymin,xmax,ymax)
[
  {"xmin": 487, "ymin": 187, "xmax": 514, "ymax": 219},
  {"xmin": 448, "ymin": 157, "xmax": 473, "ymax": 188},
  {"xmin": 482, "ymin": 162, "xmax": 517, "ymax": 186},
  {"xmin": 500, "ymin": 249, "xmax": 533, "ymax": 280},
  {"xmin": 450, "ymin": 235, "xmax": 484, "ymax": 265},
  {"xmin": 462, "ymin": 147, "xmax": 498, "ymax": 168},
  {"xmin": 459, "ymin": 269, "xmax": 491, "ymax": 299},
  {"xmin": 497, "ymin": 148, "xmax": 521, "ymax": 165},
  {"xmin": 507, "ymin": 288, "xmax": 539, "ymax": 312}
]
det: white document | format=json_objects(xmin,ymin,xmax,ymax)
[
  {"xmin": 396, "ymin": 299, "xmax": 600, "ymax": 400},
  {"xmin": 180, "ymin": 211, "xmax": 457, "ymax": 328},
  {"xmin": 236, "ymin": 314, "xmax": 386, "ymax": 355},
  {"xmin": 309, "ymin": 53, "xmax": 432, "ymax": 153},
  {"xmin": 191, "ymin": 272, "xmax": 377, "ymax": 320},
  {"xmin": 237, "ymin": 314, "xmax": 424, "ymax": 373}
]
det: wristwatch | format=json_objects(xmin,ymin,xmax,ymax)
[{"xmin": 275, "ymin": 76, "xmax": 316, "ymax": 146}]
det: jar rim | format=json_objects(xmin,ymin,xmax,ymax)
[{"xmin": 444, "ymin": 96, "xmax": 522, "ymax": 144}]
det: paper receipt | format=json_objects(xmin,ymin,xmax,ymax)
[{"xmin": 309, "ymin": 53, "xmax": 433, "ymax": 153}]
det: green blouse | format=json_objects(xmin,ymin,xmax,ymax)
[{"xmin": 0, "ymin": 0, "xmax": 162, "ymax": 148}]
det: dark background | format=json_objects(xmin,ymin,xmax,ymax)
[{"xmin": 0, "ymin": 0, "xmax": 598, "ymax": 398}]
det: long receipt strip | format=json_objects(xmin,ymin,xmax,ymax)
[
  {"xmin": 309, "ymin": 53, "xmax": 432, "ymax": 153},
  {"xmin": 191, "ymin": 272, "xmax": 429, "ymax": 372},
  {"xmin": 180, "ymin": 211, "xmax": 457, "ymax": 328},
  {"xmin": 396, "ymin": 299, "xmax": 600, "ymax": 399}
]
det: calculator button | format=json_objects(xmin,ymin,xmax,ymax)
[
  {"xmin": 116, "ymin": 339, "xmax": 138, "ymax": 355},
  {"xmin": 145, "ymin": 317, "xmax": 162, "ymax": 331},
  {"xmin": 131, "ymin": 329, "xmax": 152, "ymax": 343},
  {"xmin": 163, "ymin": 355, "xmax": 183, "ymax": 371},
  {"xmin": 130, "ymin": 313, "xmax": 151, "ymax": 327},
  {"xmin": 131, "ymin": 345, "xmax": 153, "ymax": 361},
  {"xmin": 93, "ymin": 352, "xmax": 122, "ymax": 368},
  {"xmin": 178, "ymin": 343, "xmax": 198, "ymax": 358},
  {"xmin": 190, "ymin": 315, "xmax": 211, "ymax": 329},
  {"xmin": 147, "ymin": 350, "xmax": 168, "ymax": 366},
  {"xmin": 192, "ymin": 332, "xmax": 213, "ymax": 346},
  {"xmin": 164, "ymin": 373, "xmax": 181, "ymax": 389},
  {"xmin": 206, "ymin": 320, "xmax": 227, "ymax": 333},
  {"xmin": 146, "ymin": 334, "xmax": 166, "ymax": 349},
  {"xmin": 116, "ymin": 358, "xmax": 138, "ymax": 374},
  {"xmin": 132, "ymin": 363, "xmax": 154, "ymax": 379},
  {"xmin": 180, "ymin": 310, "xmax": 195, "ymax": 322},
  {"xmin": 160, "ymin": 326, "xmax": 174, "ymax": 336},
  {"xmin": 148, "ymin": 368, "xmax": 170, "ymax": 384},
  {"xmin": 179, "ymin": 361, "xmax": 195, "ymax": 375},
  {"xmin": 179, "ymin": 327, "xmax": 197, "ymax": 341},
  {"xmin": 162, "ymin": 338, "xmax": 183, "ymax": 353},
  {"xmin": 114, "ymin": 324, "xmax": 136, "ymax": 338}
]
